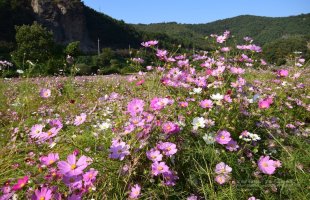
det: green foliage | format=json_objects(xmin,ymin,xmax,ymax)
[
  {"xmin": 64, "ymin": 41, "xmax": 80, "ymax": 57},
  {"xmin": 12, "ymin": 22, "xmax": 55, "ymax": 67},
  {"xmin": 263, "ymin": 36, "xmax": 309, "ymax": 65}
]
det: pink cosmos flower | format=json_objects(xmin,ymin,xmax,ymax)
[
  {"xmin": 127, "ymin": 99, "xmax": 145, "ymax": 116},
  {"xmin": 258, "ymin": 156, "xmax": 280, "ymax": 175},
  {"xmin": 12, "ymin": 176, "xmax": 28, "ymax": 191},
  {"xmin": 68, "ymin": 194, "xmax": 82, "ymax": 200},
  {"xmin": 150, "ymin": 97, "xmax": 172, "ymax": 111},
  {"xmin": 49, "ymin": 119, "xmax": 63, "ymax": 129},
  {"xmin": 129, "ymin": 184, "xmax": 141, "ymax": 199},
  {"xmin": 109, "ymin": 139, "xmax": 130, "ymax": 160},
  {"xmin": 224, "ymin": 95, "xmax": 232, "ymax": 103},
  {"xmin": 216, "ymin": 35, "xmax": 226, "ymax": 43},
  {"xmin": 63, "ymin": 175, "xmax": 83, "ymax": 189},
  {"xmin": 83, "ymin": 168, "xmax": 98, "ymax": 187},
  {"xmin": 215, "ymin": 174, "xmax": 228, "ymax": 185},
  {"xmin": 151, "ymin": 162, "xmax": 169, "ymax": 176},
  {"xmin": 57, "ymin": 154, "xmax": 89, "ymax": 176},
  {"xmin": 163, "ymin": 171, "xmax": 179, "ymax": 186},
  {"xmin": 156, "ymin": 49, "xmax": 168, "ymax": 60},
  {"xmin": 40, "ymin": 153, "xmax": 59, "ymax": 166},
  {"xmin": 157, "ymin": 142, "xmax": 177, "ymax": 157},
  {"xmin": 230, "ymin": 67, "xmax": 245, "ymax": 75},
  {"xmin": 162, "ymin": 122, "xmax": 180, "ymax": 135},
  {"xmin": 199, "ymin": 99, "xmax": 213, "ymax": 109},
  {"xmin": 31, "ymin": 187, "xmax": 52, "ymax": 200},
  {"xmin": 215, "ymin": 162, "xmax": 232, "ymax": 175},
  {"xmin": 258, "ymin": 98, "xmax": 272, "ymax": 109},
  {"xmin": 41, "ymin": 127, "xmax": 60, "ymax": 141},
  {"xmin": 73, "ymin": 113, "xmax": 86, "ymax": 126},
  {"xmin": 178, "ymin": 101, "xmax": 188, "ymax": 108},
  {"xmin": 277, "ymin": 69, "xmax": 289, "ymax": 77},
  {"xmin": 215, "ymin": 130, "xmax": 232, "ymax": 145},
  {"xmin": 141, "ymin": 40, "xmax": 158, "ymax": 47},
  {"xmin": 225, "ymin": 140, "xmax": 239, "ymax": 151},
  {"xmin": 40, "ymin": 88, "xmax": 51, "ymax": 98},
  {"xmin": 146, "ymin": 149, "xmax": 163, "ymax": 162},
  {"xmin": 30, "ymin": 124, "xmax": 44, "ymax": 138}
]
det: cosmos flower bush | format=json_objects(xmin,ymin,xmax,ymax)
[{"xmin": 0, "ymin": 32, "xmax": 309, "ymax": 200}]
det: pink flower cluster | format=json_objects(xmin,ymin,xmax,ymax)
[
  {"xmin": 147, "ymin": 142, "xmax": 178, "ymax": 186},
  {"xmin": 109, "ymin": 138, "xmax": 130, "ymax": 160},
  {"xmin": 29, "ymin": 119, "xmax": 62, "ymax": 143},
  {"xmin": 215, "ymin": 130, "xmax": 239, "ymax": 151},
  {"xmin": 57, "ymin": 153, "xmax": 97, "ymax": 198},
  {"xmin": 214, "ymin": 162, "xmax": 232, "ymax": 185}
]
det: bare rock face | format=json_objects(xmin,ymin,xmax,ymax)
[{"xmin": 31, "ymin": 0, "xmax": 95, "ymax": 52}]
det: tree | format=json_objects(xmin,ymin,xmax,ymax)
[
  {"xmin": 65, "ymin": 41, "xmax": 80, "ymax": 57},
  {"xmin": 12, "ymin": 22, "xmax": 54, "ymax": 67}
]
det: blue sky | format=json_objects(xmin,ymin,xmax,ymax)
[{"xmin": 82, "ymin": 0, "xmax": 310, "ymax": 24}]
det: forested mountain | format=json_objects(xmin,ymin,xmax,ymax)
[{"xmin": 134, "ymin": 14, "xmax": 310, "ymax": 48}]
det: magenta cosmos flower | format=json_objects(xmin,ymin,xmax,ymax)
[
  {"xmin": 127, "ymin": 99, "xmax": 145, "ymax": 116},
  {"xmin": 40, "ymin": 153, "xmax": 59, "ymax": 166},
  {"xmin": 73, "ymin": 113, "xmax": 86, "ymax": 126},
  {"xmin": 199, "ymin": 99, "xmax": 213, "ymax": 109},
  {"xmin": 12, "ymin": 176, "xmax": 28, "ymax": 191},
  {"xmin": 151, "ymin": 162, "xmax": 170, "ymax": 176},
  {"xmin": 129, "ymin": 184, "xmax": 141, "ymax": 199},
  {"xmin": 40, "ymin": 88, "xmax": 51, "ymax": 98},
  {"xmin": 258, "ymin": 156, "xmax": 280, "ymax": 175},
  {"xmin": 31, "ymin": 187, "xmax": 52, "ymax": 200},
  {"xmin": 215, "ymin": 130, "xmax": 232, "ymax": 145},
  {"xmin": 258, "ymin": 97, "xmax": 273, "ymax": 109},
  {"xmin": 57, "ymin": 154, "xmax": 89, "ymax": 176}
]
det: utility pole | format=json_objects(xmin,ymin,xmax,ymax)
[{"xmin": 97, "ymin": 38, "xmax": 100, "ymax": 56}]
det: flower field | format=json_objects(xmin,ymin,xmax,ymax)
[{"xmin": 0, "ymin": 32, "xmax": 309, "ymax": 200}]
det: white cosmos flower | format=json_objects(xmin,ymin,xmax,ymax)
[
  {"xmin": 98, "ymin": 121, "xmax": 112, "ymax": 131},
  {"xmin": 16, "ymin": 69, "xmax": 24, "ymax": 74},
  {"xmin": 203, "ymin": 133, "xmax": 215, "ymax": 144},
  {"xmin": 190, "ymin": 87, "xmax": 202, "ymax": 95},
  {"xmin": 192, "ymin": 117, "xmax": 205, "ymax": 130},
  {"xmin": 211, "ymin": 93, "xmax": 224, "ymax": 101}
]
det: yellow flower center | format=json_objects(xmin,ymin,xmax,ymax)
[
  {"xmin": 262, "ymin": 162, "xmax": 268, "ymax": 167},
  {"xmin": 221, "ymin": 136, "xmax": 225, "ymax": 139},
  {"xmin": 71, "ymin": 164, "xmax": 77, "ymax": 170},
  {"xmin": 40, "ymin": 197, "xmax": 45, "ymax": 200},
  {"xmin": 157, "ymin": 166, "xmax": 163, "ymax": 171}
]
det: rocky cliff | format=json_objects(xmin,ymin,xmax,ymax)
[
  {"xmin": 0, "ymin": 0, "xmax": 143, "ymax": 53},
  {"xmin": 30, "ymin": 0, "xmax": 95, "ymax": 52}
]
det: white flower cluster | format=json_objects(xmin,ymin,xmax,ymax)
[
  {"xmin": 93, "ymin": 119, "xmax": 112, "ymax": 131},
  {"xmin": 239, "ymin": 131, "xmax": 261, "ymax": 142}
]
